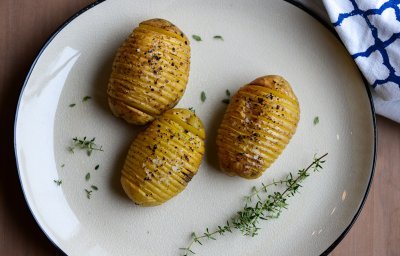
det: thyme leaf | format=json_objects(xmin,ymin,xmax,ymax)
[
  {"xmin": 200, "ymin": 91, "xmax": 206, "ymax": 103},
  {"xmin": 313, "ymin": 116, "xmax": 319, "ymax": 125},
  {"xmin": 82, "ymin": 96, "xmax": 92, "ymax": 102},
  {"xmin": 192, "ymin": 35, "xmax": 202, "ymax": 41}
]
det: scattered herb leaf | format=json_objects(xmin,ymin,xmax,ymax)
[
  {"xmin": 200, "ymin": 91, "xmax": 206, "ymax": 103},
  {"xmin": 188, "ymin": 107, "xmax": 196, "ymax": 113},
  {"xmin": 85, "ymin": 172, "xmax": 90, "ymax": 181},
  {"xmin": 53, "ymin": 179, "xmax": 62, "ymax": 186},
  {"xmin": 69, "ymin": 103, "xmax": 76, "ymax": 108},
  {"xmin": 192, "ymin": 35, "xmax": 202, "ymax": 41},
  {"xmin": 91, "ymin": 185, "xmax": 98, "ymax": 191},
  {"xmin": 213, "ymin": 35, "xmax": 224, "ymax": 40},
  {"xmin": 82, "ymin": 96, "xmax": 92, "ymax": 102},
  {"xmin": 222, "ymin": 99, "xmax": 230, "ymax": 104},
  {"xmin": 313, "ymin": 116, "xmax": 319, "ymax": 125},
  {"xmin": 226, "ymin": 89, "xmax": 231, "ymax": 96},
  {"xmin": 68, "ymin": 137, "xmax": 103, "ymax": 156},
  {"xmin": 95, "ymin": 164, "xmax": 99, "ymax": 170},
  {"xmin": 61, "ymin": 164, "xmax": 65, "ymax": 168},
  {"xmin": 85, "ymin": 189, "xmax": 92, "ymax": 199},
  {"xmin": 180, "ymin": 153, "xmax": 328, "ymax": 255}
]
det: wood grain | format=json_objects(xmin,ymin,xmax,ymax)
[{"xmin": 0, "ymin": 1, "xmax": 399, "ymax": 255}]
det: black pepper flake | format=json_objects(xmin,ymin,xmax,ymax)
[
  {"xmin": 184, "ymin": 41, "xmax": 188, "ymax": 45},
  {"xmin": 276, "ymin": 105, "xmax": 280, "ymax": 110},
  {"xmin": 184, "ymin": 130, "xmax": 188, "ymax": 133},
  {"xmin": 151, "ymin": 88, "xmax": 154, "ymax": 91},
  {"xmin": 258, "ymin": 98, "xmax": 264, "ymax": 104},
  {"xmin": 172, "ymin": 47, "xmax": 176, "ymax": 51}
]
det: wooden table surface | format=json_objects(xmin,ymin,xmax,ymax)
[{"xmin": 1, "ymin": 1, "xmax": 399, "ymax": 255}]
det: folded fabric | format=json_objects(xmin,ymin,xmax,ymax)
[{"xmin": 297, "ymin": 0, "xmax": 400, "ymax": 122}]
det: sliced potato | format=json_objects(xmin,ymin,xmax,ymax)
[
  {"xmin": 107, "ymin": 19, "xmax": 190, "ymax": 125},
  {"xmin": 121, "ymin": 109, "xmax": 205, "ymax": 206},
  {"xmin": 216, "ymin": 75, "xmax": 300, "ymax": 179}
]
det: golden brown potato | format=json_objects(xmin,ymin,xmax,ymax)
[
  {"xmin": 121, "ymin": 109, "xmax": 205, "ymax": 206},
  {"xmin": 107, "ymin": 19, "xmax": 190, "ymax": 125},
  {"xmin": 216, "ymin": 75, "xmax": 300, "ymax": 179}
]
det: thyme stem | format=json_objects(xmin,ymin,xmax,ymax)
[{"xmin": 180, "ymin": 153, "xmax": 328, "ymax": 255}]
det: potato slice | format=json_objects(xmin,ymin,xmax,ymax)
[
  {"xmin": 121, "ymin": 109, "xmax": 205, "ymax": 206},
  {"xmin": 107, "ymin": 19, "xmax": 190, "ymax": 125},
  {"xmin": 216, "ymin": 75, "xmax": 300, "ymax": 179}
]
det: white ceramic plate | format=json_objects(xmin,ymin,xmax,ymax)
[{"xmin": 14, "ymin": 0, "xmax": 376, "ymax": 255}]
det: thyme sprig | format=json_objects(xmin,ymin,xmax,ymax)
[
  {"xmin": 68, "ymin": 136, "xmax": 103, "ymax": 156},
  {"xmin": 180, "ymin": 153, "xmax": 328, "ymax": 256}
]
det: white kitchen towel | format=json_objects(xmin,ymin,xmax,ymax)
[{"xmin": 297, "ymin": 0, "xmax": 400, "ymax": 122}]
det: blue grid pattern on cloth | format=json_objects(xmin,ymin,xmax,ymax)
[{"xmin": 333, "ymin": 0, "xmax": 400, "ymax": 89}]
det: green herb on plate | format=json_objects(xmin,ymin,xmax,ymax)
[
  {"xmin": 82, "ymin": 96, "xmax": 92, "ymax": 102},
  {"xmin": 213, "ymin": 35, "xmax": 224, "ymax": 40},
  {"xmin": 68, "ymin": 136, "xmax": 103, "ymax": 156},
  {"xmin": 180, "ymin": 153, "xmax": 328, "ymax": 256},
  {"xmin": 192, "ymin": 35, "xmax": 202, "ymax": 41},
  {"xmin": 85, "ymin": 172, "xmax": 90, "ymax": 181},
  {"xmin": 53, "ymin": 179, "xmax": 62, "ymax": 186},
  {"xmin": 85, "ymin": 189, "xmax": 92, "ymax": 199},
  {"xmin": 69, "ymin": 103, "xmax": 76, "ymax": 108},
  {"xmin": 313, "ymin": 116, "xmax": 319, "ymax": 125},
  {"xmin": 200, "ymin": 91, "xmax": 206, "ymax": 103}
]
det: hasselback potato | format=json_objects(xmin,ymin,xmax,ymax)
[
  {"xmin": 216, "ymin": 75, "xmax": 300, "ymax": 179},
  {"xmin": 121, "ymin": 109, "xmax": 205, "ymax": 206},
  {"xmin": 107, "ymin": 19, "xmax": 190, "ymax": 125}
]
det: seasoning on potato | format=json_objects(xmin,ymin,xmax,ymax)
[
  {"xmin": 216, "ymin": 75, "xmax": 300, "ymax": 179},
  {"xmin": 107, "ymin": 19, "xmax": 191, "ymax": 125},
  {"xmin": 121, "ymin": 109, "xmax": 205, "ymax": 206}
]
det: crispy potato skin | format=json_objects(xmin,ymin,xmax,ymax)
[
  {"xmin": 121, "ymin": 109, "xmax": 205, "ymax": 206},
  {"xmin": 107, "ymin": 19, "xmax": 190, "ymax": 125},
  {"xmin": 216, "ymin": 75, "xmax": 300, "ymax": 179}
]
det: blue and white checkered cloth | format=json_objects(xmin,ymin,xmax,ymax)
[{"xmin": 298, "ymin": 0, "xmax": 400, "ymax": 122}]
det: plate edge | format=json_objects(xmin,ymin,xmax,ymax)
[
  {"xmin": 283, "ymin": 0, "xmax": 377, "ymax": 255},
  {"xmin": 13, "ymin": 1, "xmax": 107, "ymax": 255}
]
